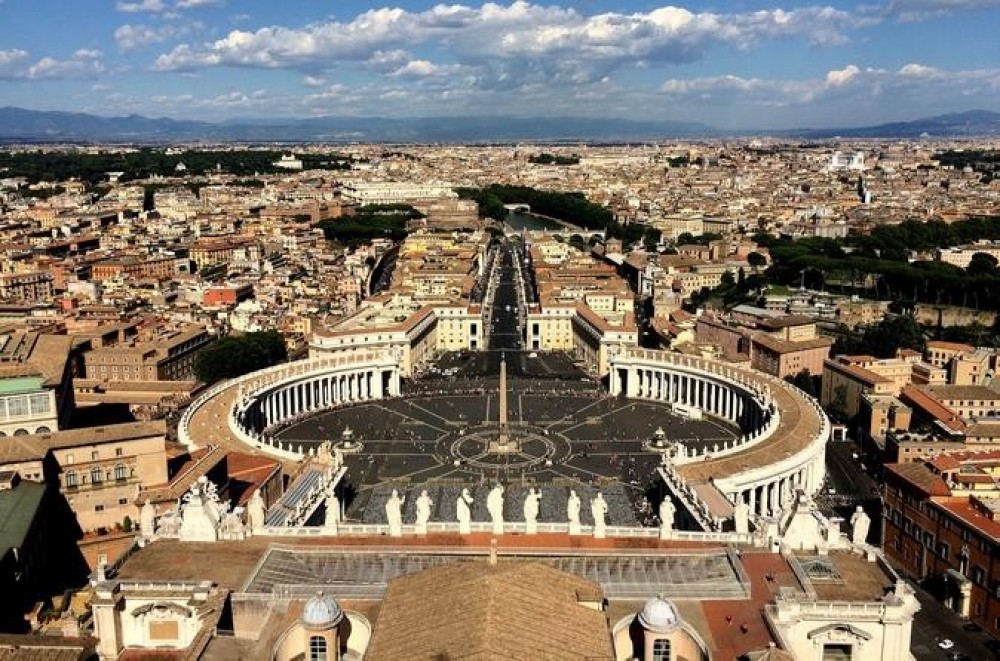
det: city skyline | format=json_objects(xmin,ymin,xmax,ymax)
[{"xmin": 1, "ymin": 0, "xmax": 1000, "ymax": 130}]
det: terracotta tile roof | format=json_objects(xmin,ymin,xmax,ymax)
[
  {"xmin": 900, "ymin": 386, "xmax": 966, "ymax": 433},
  {"xmin": 885, "ymin": 462, "xmax": 952, "ymax": 497},
  {"xmin": 926, "ymin": 340, "xmax": 975, "ymax": 353},
  {"xmin": 366, "ymin": 560, "xmax": 615, "ymax": 661}
]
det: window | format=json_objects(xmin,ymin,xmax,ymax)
[
  {"xmin": 309, "ymin": 636, "xmax": 328, "ymax": 661},
  {"xmin": 115, "ymin": 448, "xmax": 123, "ymax": 457},
  {"xmin": 91, "ymin": 451, "xmax": 99, "ymax": 461},
  {"xmin": 114, "ymin": 464, "xmax": 127, "ymax": 481},
  {"xmin": 118, "ymin": 498, "xmax": 129, "ymax": 505},
  {"xmin": 65, "ymin": 471, "xmax": 78, "ymax": 488},
  {"xmin": 95, "ymin": 504, "xmax": 104, "ymax": 512},
  {"xmin": 91, "ymin": 466, "xmax": 103, "ymax": 484},
  {"xmin": 938, "ymin": 542, "xmax": 950, "ymax": 560},
  {"xmin": 652, "ymin": 639, "xmax": 671, "ymax": 661}
]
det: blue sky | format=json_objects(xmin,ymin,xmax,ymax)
[{"xmin": 1, "ymin": 0, "xmax": 999, "ymax": 129}]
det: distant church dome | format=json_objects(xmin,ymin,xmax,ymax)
[
  {"xmin": 639, "ymin": 595, "xmax": 679, "ymax": 633},
  {"xmin": 301, "ymin": 591, "xmax": 343, "ymax": 630}
]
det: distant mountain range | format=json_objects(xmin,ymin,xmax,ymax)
[
  {"xmin": 786, "ymin": 110, "xmax": 1000, "ymax": 139},
  {"xmin": 1, "ymin": 106, "xmax": 1000, "ymax": 143}
]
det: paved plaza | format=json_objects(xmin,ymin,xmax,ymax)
[{"xmin": 275, "ymin": 351, "xmax": 740, "ymax": 527}]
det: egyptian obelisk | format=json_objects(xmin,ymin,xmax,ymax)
[{"xmin": 490, "ymin": 352, "xmax": 518, "ymax": 453}]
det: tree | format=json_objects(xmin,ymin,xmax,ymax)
[
  {"xmin": 193, "ymin": 330, "xmax": 288, "ymax": 384},
  {"xmin": 721, "ymin": 271, "xmax": 736, "ymax": 287},
  {"xmin": 831, "ymin": 384, "xmax": 849, "ymax": 416},
  {"xmin": 747, "ymin": 251, "xmax": 767, "ymax": 271},
  {"xmin": 786, "ymin": 369, "xmax": 819, "ymax": 397},
  {"xmin": 642, "ymin": 227, "xmax": 662, "ymax": 252},
  {"xmin": 968, "ymin": 252, "xmax": 999, "ymax": 276}
]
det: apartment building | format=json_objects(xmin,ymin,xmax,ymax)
[
  {"xmin": 884, "ymin": 453, "xmax": 1000, "ymax": 635},
  {"xmin": 84, "ymin": 325, "xmax": 212, "ymax": 382},
  {"xmin": 0, "ymin": 271, "xmax": 53, "ymax": 302}
]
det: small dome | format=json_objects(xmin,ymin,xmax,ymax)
[
  {"xmin": 639, "ymin": 595, "xmax": 679, "ymax": 633},
  {"xmin": 301, "ymin": 591, "xmax": 342, "ymax": 629}
]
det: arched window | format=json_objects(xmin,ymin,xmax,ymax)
[
  {"xmin": 65, "ymin": 471, "xmax": 78, "ymax": 488},
  {"xmin": 35, "ymin": 426, "xmax": 50, "ymax": 434},
  {"xmin": 309, "ymin": 635, "xmax": 328, "ymax": 661},
  {"xmin": 91, "ymin": 466, "xmax": 103, "ymax": 484},
  {"xmin": 114, "ymin": 464, "xmax": 127, "ymax": 481},
  {"xmin": 13, "ymin": 429, "xmax": 28, "ymax": 436},
  {"xmin": 652, "ymin": 638, "xmax": 671, "ymax": 661}
]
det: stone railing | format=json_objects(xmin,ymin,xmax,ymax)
[
  {"xmin": 259, "ymin": 521, "xmax": 759, "ymax": 545},
  {"xmin": 658, "ymin": 466, "xmax": 714, "ymax": 530}
]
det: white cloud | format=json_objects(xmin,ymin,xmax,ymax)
[
  {"xmin": 115, "ymin": 21, "xmax": 201, "ymax": 51},
  {"xmin": 885, "ymin": 0, "xmax": 1000, "ymax": 21},
  {"xmin": 657, "ymin": 63, "xmax": 1000, "ymax": 124},
  {"xmin": 825, "ymin": 64, "xmax": 860, "ymax": 87},
  {"xmin": 388, "ymin": 59, "xmax": 464, "ymax": 79},
  {"xmin": 176, "ymin": 0, "xmax": 223, "ymax": 8},
  {"xmin": 0, "ymin": 48, "xmax": 30, "ymax": 74},
  {"xmin": 302, "ymin": 75, "xmax": 325, "ymax": 88},
  {"xmin": 22, "ymin": 49, "xmax": 105, "ymax": 80},
  {"xmin": 116, "ymin": 0, "xmax": 167, "ymax": 13},
  {"xmin": 151, "ymin": 1, "xmax": 869, "ymax": 78},
  {"xmin": 898, "ymin": 63, "xmax": 940, "ymax": 77}
]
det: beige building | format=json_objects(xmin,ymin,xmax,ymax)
[
  {"xmin": 0, "ymin": 271, "xmax": 53, "ymax": 302},
  {"xmin": 311, "ymin": 295, "xmax": 484, "ymax": 377},
  {"xmin": 695, "ymin": 314, "xmax": 832, "ymax": 379},
  {"xmin": 52, "ymin": 422, "xmax": 167, "ymax": 533},
  {"xmin": 85, "ymin": 325, "xmax": 211, "ymax": 382},
  {"xmin": 821, "ymin": 356, "xmax": 897, "ymax": 419}
]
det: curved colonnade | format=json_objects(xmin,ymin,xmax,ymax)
[
  {"xmin": 611, "ymin": 348, "xmax": 829, "ymax": 520},
  {"xmin": 179, "ymin": 347, "xmax": 828, "ymax": 528},
  {"xmin": 178, "ymin": 350, "xmax": 401, "ymax": 459}
]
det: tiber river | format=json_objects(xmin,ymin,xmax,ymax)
[{"xmin": 503, "ymin": 210, "xmax": 567, "ymax": 231}]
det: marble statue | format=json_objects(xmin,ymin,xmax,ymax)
[
  {"xmin": 415, "ymin": 489, "xmax": 433, "ymax": 534},
  {"xmin": 523, "ymin": 488, "xmax": 541, "ymax": 534},
  {"xmin": 733, "ymin": 497, "xmax": 750, "ymax": 535},
  {"xmin": 457, "ymin": 488, "xmax": 474, "ymax": 534},
  {"xmin": 850, "ymin": 505, "xmax": 871, "ymax": 545},
  {"xmin": 659, "ymin": 497, "xmax": 676, "ymax": 539},
  {"xmin": 385, "ymin": 489, "xmax": 405, "ymax": 537},
  {"xmin": 155, "ymin": 507, "xmax": 180, "ymax": 536},
  {"xmin": 591, "ymin": 492, "xmax": 608, "ymax": 539},
  {"xmin": 487, "ymin": 484, "xmax": 505, "ymax": 535},
  {"xmin": 140, "ymin": 500, "xmax": 155, "ymax": 537},
  {"xmin": 567, "ymin": 489, "xmax": 582, "ymax": 535},
  {"xmin": 246, "ymin": 488, "xmax": 266, "ymax": 533},
  {"xmin": 178, "ymin": 476, "xmax": 224, "ymax": 542},
  {"xmin": 219, "ymin": 509, "xmax": 246, "ymax": 537}
]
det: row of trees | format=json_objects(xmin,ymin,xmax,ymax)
[
  {"xmin": 193, "ymin": 330, "xmax": 288, "ymax": 384},
  {"xmin": 844, "ymin": 216, "xmax": 1000, "ymax": 255},
  {"xmin": 758, "ymin": 232, "xmax": 1000, "ymax": 311},
  {"xmin": 317, "ymin": 204, "xmax": 421, "ymax": 247},
  {"xmin": 528, "ymin": 153, "xmax": 580, "ymax": 165},
  {"xmin": 0, "ymin": 149, "xmax": 358, "ymax": 186}
]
